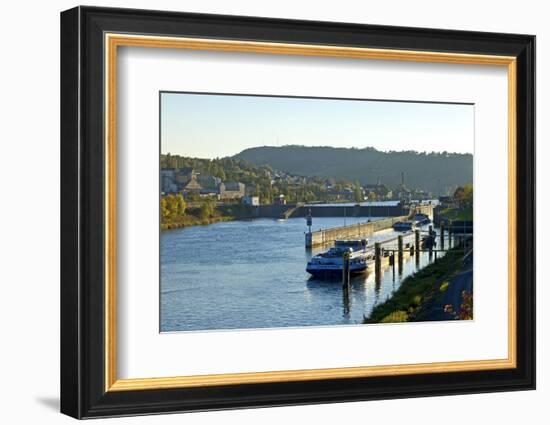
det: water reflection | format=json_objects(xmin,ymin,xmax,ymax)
[
  {"xmin": 342, "ymin": 286, "xmax": 351, "ymax": 318},
  {"xmin": 304, "ymin": 225, "xmax": 452, "ymax": 323},
  {"xmin": 161, "ymin": 217, "xmax": 453, "ymax": 332}
]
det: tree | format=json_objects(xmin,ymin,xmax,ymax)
[
  {"xmin": 260, "ymin": 187, "xmax": 273, "ymax": 204},
  {"xmin": 304, "ymin": 190, "xmax": 316, "ymax": 202},
  {"xmin": 167, "ymin": 195, "xmax": 179, "ymax": 217},
  {"xmin": 186, "ymin": 192, "xmax": 201, "ymax": 202},
  {"xmin": 199, "ymin": 199, "xmax": 215, "ymax": 219},
  {"xmin": 160, "ymin": 197, "xmax": 170, "ymax": 221},
  {"xmin": 453, "ymin": 184, "xmax": 473, "ymax": 208},
  {"xmin": 161, "ymin": 193, "xmax": 186, "ymax": 221},
  {"xmin": 162, "ymin": 194, "xmax": 177, "ymax": 220},
  {"xmin": 377, "ymin": 184, "xmax": 389, "ymax": 198},
  {"xmin": 174, "ymin": 193, "xmax": 186, "ymax": 215}
]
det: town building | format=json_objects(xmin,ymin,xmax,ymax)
[
  {"xmin": 197, "ymin": 173, "xmax": 221, "ymax": 189},
  {"xmin": 180, "ymin": 176, "xmax": 202, "ymax": 194},
  {"xmin": 363, "ymin": 182, "xmax": 393, "ymax": 200},
  {"xmin": 174, "ymin": 167, "xmax": 197, "ymax": 185},
  {"xmin": 219, "ymin": 182, "xmax": 245, "ymax": 200},
  {"xmin": 199, "ymin": 188, "xmax": 219, "ymax": 198},
  {"xmin": 274, "ymin": 194, "xmax": 287, "ymax": 205},
  {"xmin": 162, "ymin": 167, "xmax": 203, "ymax": 195},
  {"xmin": 326, "ymin": 188, "xmax": 354, "ymax": 201},
  {"xmin": 242, "ymin": 196, "xmax": 260, "ymax": 206}
]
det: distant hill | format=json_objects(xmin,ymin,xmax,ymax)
[{"xmin": 234, "ymin": 146, "xmax": 472, "ymax": 195}]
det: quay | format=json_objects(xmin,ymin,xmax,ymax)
[
  {"xmin": 305, "ymin": 215, "xmax": 408, "ymax": 247},
  {"xmin": 256, "ymin": 202, "xmax": 411, "ymax": 219},
  {"xmin": 340, "ymin": 225, "xmax": 471, "ymax": 289},
  {"xmin": 305, "ymin": 204, "xmax": 434, "ymax": 248}
]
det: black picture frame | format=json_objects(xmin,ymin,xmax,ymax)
[{"xmin": 61, "ymin": 5, "xmax": 535, "ymax": 419}]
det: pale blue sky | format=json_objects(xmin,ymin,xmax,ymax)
[{"xmin": 160, "ymin": 92, "xmax": 474, "ymax": 158}]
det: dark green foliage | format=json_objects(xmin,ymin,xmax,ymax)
[
  {"xmin": 234, "ymin": 146, "xmax": 473, "ymax": 195},
  {"xmin": 199, "ymin": 199, "xmax": 215, "ymax": 219},
  {"xmin": 453, "ymin": 183, "xmax": 473, "ymax": 208},
  {"xmin": 365, "ymin": 250, "xmax": 463, "ymax": 323}
]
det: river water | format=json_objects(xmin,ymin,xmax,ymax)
[{"xmin": 161, "ymin": 216, "xmax": 448, "ymax": 332}]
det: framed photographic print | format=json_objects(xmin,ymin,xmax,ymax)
[{"xmin": 60, "ymin": 6, "xmax": 536, "ymax": 419}]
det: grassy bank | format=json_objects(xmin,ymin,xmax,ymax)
[
  {"xmin": 161, "ymin": 204, "xmax": 254, "ymax": 231},
  {"xmin": 365, "ymin": 249, "xmax": 464, "ymax": 323},
  {"xmin": 437, "ymin": 206, "xmax": 473, "ymax": 221},
  {"xmin": 161, "ymin": 215, "xmax": 234, "ymax": 230}
]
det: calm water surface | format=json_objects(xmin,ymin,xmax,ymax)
[{"xmin": 161, "ymin": 216, "xmax": 447, "ymax": 332}]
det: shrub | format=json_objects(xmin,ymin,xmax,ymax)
[{"xmin": 380, "ymin": 311, "xmax": 408, "ymax": 323}]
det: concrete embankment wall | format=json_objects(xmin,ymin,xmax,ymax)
[
  {"xmin": 256, "ymin": 204, "xmax": 294, "ymax": 218},
  {"xmin": 414, "ymin": 204, "xmax": 434, "ymax": 220},
  {"xmin": 256, "ymin": 204, "xmax": 410, "ymax": 219},
  {"xmin": 295, "ymin": 205, "xmax": 409, "ymax": 218},
  {"xmin": 305, "ymin": 215, "xmax": 409, "ymax": 247}
]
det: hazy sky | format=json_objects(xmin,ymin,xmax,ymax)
[{"xmin": 161, "ymin": 92, "xmax": 474, "ymax": 158}]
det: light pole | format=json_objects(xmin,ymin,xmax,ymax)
[{"xmin": 306, "ymin": 209, "xmax": 312, "ymax": 233}]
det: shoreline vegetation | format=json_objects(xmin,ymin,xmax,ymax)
[
  {"xmin": 437, "ymin": 184, "xmax": 473, "ymax": 222},
  {"xmin": 161, "ymin": 193, "xmax": 254, "ymax": 230},
  {"xmin": 437, "ymin": 206, "xmax": 473, "ymax": 222},
  {"xmin": 159, "ymin": 154, "xmax": 473, "ymax": 234},
  {"xmin": 364, "ymin": 247, "xmax": 472, "ymax": 324},
  {"xmin": 161, "ymin": 215, "xmax": 233, "ymax": 230}
]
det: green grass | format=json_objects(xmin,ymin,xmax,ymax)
[
  {"xmin": 438, "ymin": 207, "xmax": 473, "ymax": 221},
  {"xmin": 365, "ymin": 249, "xmax": 463, "ymax": 324}
]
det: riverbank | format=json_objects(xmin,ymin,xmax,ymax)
[
  {"xmin": 161, "ymin": 204, "xmax": 255, "ymax": 230},
  {"xmin": 162, "ymin": 216, "xmax": 431, "ymax": 331},
  {"xmin": 365, "ymin": 248, "xmax": 470, "ymax": 323},
  {"xmin": 161, "ymin": 215, "xmax": 234, "ymax": 230},
  {"xmin": 437, "ymin": 206, "xmax": 473, "ymax": 221}
]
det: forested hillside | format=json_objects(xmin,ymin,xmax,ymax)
[{"xmin": 234, "ymin": 146, "xmax": 472, "ymax": 194}]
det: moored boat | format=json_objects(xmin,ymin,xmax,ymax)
[
  {"xmin": 392, "ymin": 220, "xmax": 417, "ymax": 231},
  {"xmin": 306, "ymin": 239, "xmax": 374, "ymax": 278},
  {"xmin": 412, "ymin": 213, "xmax": 431, "ymax": 226}
]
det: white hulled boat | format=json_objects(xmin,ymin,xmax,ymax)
[{"xmin": 306, "ymin": 239, "xmax": 374, "ymax": 278}]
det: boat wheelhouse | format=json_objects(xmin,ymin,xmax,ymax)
[{"xmin": 412, "ymin": 213, "xmax": 431, "ymax": 226}]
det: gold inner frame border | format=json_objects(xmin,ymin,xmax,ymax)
[{"xmin": 104, "ymin": 33, "xmax": 517, "ymax": 392}]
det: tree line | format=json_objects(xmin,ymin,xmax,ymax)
[
  {"xmin": 453, "ymin": 184, "xmax": 473, "ymax": 208},
  {"xmin": 161, "ymin": 193, "xmax": 217, "ymax": 223},
  {"xmin": 234, "ymin": 145, "xmax": 473, "ymax": 195}
]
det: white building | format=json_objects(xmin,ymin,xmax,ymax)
[{"xmin": 242, "ymin": 196, "xmax": 260, "ymax": 206}]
